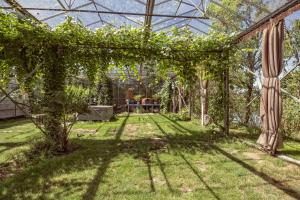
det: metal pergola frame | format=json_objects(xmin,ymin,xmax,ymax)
[
  {"xmin": 0, "ymin": 0, "xmax": 263, "ymax": 34},
  {"xmin": 1, "ymin": 0, "xmax": 300, "ymax": 135},
  {"xmin": 1, "ymin": 0, "xmax": 300, "ymax": 35}
]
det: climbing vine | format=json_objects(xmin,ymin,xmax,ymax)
[{"xmin": 0, "ymin": 11, "xmax": 235, "ymax": 153}]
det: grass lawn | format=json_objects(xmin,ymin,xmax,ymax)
[{"xmin": 1, "ymin": 114, "xmax": 300, "ymax": 200}]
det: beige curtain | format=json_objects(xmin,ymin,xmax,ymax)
[{"xmin": 257, "ymin": 20, "xmax": 284, "ymax": 154}]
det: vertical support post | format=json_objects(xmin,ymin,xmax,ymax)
[
  {"xmin": 43, "ymin": 45, "xmax": 67, "ymax": 152},
  {"xmin": 189, "ymin": 86, "xmax": 192, "ymax": 119},
  {"xmin": 223, "ymin": 54, "xmax": 230, "ymax": 135},
  {"xmin": 15, "ymin": 103, "xmax": 17, "ymax": 117},
  {"xmin": 117, "ymin": 80, "xmax": 119, "ymax": 109},
  {"xmin": 127, "ymin": 102, "xmax": 129, "ymax": 114}
]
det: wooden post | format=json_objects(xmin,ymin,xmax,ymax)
[
  {"xmin": 127, "ymin": 102, "xmax": 129, "ymax": 114},
  {"xmin": 189, "ymin": 86, "xmax": 192, "ymax": 119},
  {"xmin": 223, "ymin": 58, "xmax": 230, "ymax": 135}
]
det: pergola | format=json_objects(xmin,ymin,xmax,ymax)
[{"xmin": 1, "ymin": 0, "xmax": 300, "ymax": 154}]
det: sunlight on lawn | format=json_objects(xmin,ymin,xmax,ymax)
[{"xmin": 1, "ymin": 115, "xmax": 300, "ymax": 200}]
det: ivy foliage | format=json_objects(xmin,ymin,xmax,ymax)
[
  {"xmin": 0, "ymin": 10, "xmax": 235, "ymax": 152},
  {"xmin": 0, "ymin": 11, "xmax": 233, "ymax": 83},
  {"xmin": 157, "ymin": 78, "xmax": 172, "ymax": 113}
]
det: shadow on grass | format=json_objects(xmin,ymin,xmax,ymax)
[
  {"xmin": 153, "ymin": 115, "xmax": 300, "ymax": 200},
  {"xmin": 0, "ymin": 142, "xmax": 28, "ymax": 155},
  {"xmin": 155, "ymin": 152, "xmax": 174, "ymax": 193},
  {"xmin": 81, "ymin": 115, "xmax": 129, "ymax": 200},
  {"xmin": 213, "ymin": 145, "xmax": 300, "ymax": 199},
  {"xmin": 285, "ymin": 136, "xmax": 300, "ymax": 144},
  {"xmin": 0, "ymin": 116, "xmax": 215, "ymax": 200},
  {"xmin": 150, "ymin": 116, "xmax": 221, "ymax": 199},
  {"xmin": 278, "ymin": 149, "xmax": 300, "ymax": 158},
  {"xmin": 0, "ymin": 118, "xmax": 29, "ymax": 129},
  {"xmin": 1, "ymin": 115, "xmax": 300, "ymax": 200}
]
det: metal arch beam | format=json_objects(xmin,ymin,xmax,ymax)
[
  {"xmin": 86, "ymin": 18, "xmax": 116, "ymax": 28},
  {"xmin": 155, "ymin": 0, "xmax": 170, "ymax": 6},
  {"xmin": 235, "ymin": 0, "xmax": 300, "ymax": 42},
  {"xmin": 161, "ymin": 0, "xmax": 214, "ymax": 33},
  {"xmin": 3, "ymin": 0, "xmax": 40, "ymax": 22},
  {"xmin": 179, "ymin": 1, "xmax": 204, "ymax": 32},
  {"xmin": 144, "ymin": 0, "xmax": 156, "ymax": 30},
  {"xmin": 175, "ymin": 0, "xmax": 183, "ymax": 14},
  {"xmin": 93, "ymin": 1, "xmax": 143, "ymax": 26},
  {"xmin": 194, "ymin": 17, "xmax": 225, "ymax": 33},
  {"xmin": 175, "ymin": 0, "xmax": 206, "ymax": 15},
  {"xmin": 173, "ymin": 1, "xmax": 209, "ymax": 34},
  {"xmin": 241, "ymin": 0, "xmax": 271, "ymax": 14},
  {"xmin": 56, "ymin": 0, "xmax": 67, "ymax": 9},
  {"xmin": 90, "ymin": 0, "xmax": 104, "ymax": 25},
  {"xmin": 187, "ymin": 24, "xmax": 208, "ymax": 34},
  {"xmin": 134, "ymin": 0, "xmax": 147, "ymax": 6},
  {"xmin": 281, "ymin": 62, "xmax": 300, "ymax": 81},
  {"xmin": 178, "ymin": 0, "xmax": 195, "ymax": 7},
  {"xmin": 210, "ymin": 0, "xmax": 254, "ymax": 24},
  {"xmin": 169, "ymin": 23, "xmax": 207, "ymax": 35},
  {"xmin": 154, "ymin": 18, "xmax": 189, "ymax": 31},
  {"xmin": 40, "ymin": 2, "xmax": 93, "ymax": 21},
  {"xmin": 186, "ymin": 0, "xmax": 241, "ymax": 31},
  {"xmin": 152, "ymin": 8, "xmax": 197, "ymax": 26},
  {"xmin": 0, "ymin": 6, "xmax": 209, "ymax": 19},
  {"xmin": 86, "ymin": 19, "xmax": 102, "ymax": 27}
]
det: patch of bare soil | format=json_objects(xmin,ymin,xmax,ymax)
[
  {"xmin": 142, "ymin": 123, "xmax": 157, "ymax": 135},
  {"xmin": 124, "ymin": 124, "xmax": 139, "ymax": 136},
  {"xmin": 195, "ymin": 161, "xmax": 207, "ymax": 172},
  {"xmin": 153, "ymin": 177, "xmax": 166, "ymax": 186},
  {"xmin": 281, "ymin": 163, "xmax": 299, "ymax": 171},
  {"xmin": 180, "ymin": 184, "xmax": 195, "ymax": 193},
  {"xmin": 242, "ymin": 151, "xmax": 264, "ymax": 163},
  {"xmin": 75, "ymin": 129, "xmax": 97, "ymax": 137}
]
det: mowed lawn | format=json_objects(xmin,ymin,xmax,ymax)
[{"xmin": 1, "ymin": 114, "xmax": 300, "ymax": 200}]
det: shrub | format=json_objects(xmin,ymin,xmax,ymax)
[
  {"xmin": 166, "ymin": 107, "xmax": 191, "ymax": 121},
  {"xmin": 64, "ymin": 85, "xmax": 90, "ymax": 114}
]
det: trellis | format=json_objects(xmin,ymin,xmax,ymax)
[{"xmin": 1, "ymin": 0, "xmax": 300, "ymax": 153}]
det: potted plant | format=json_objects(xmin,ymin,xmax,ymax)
[
  {"xmin": 134, "ymin": 95, "xmax": 143, "ymax": 113},
  {"xmin": 134, "ymin": 95, "xmax": 143, "ymax": 103}
]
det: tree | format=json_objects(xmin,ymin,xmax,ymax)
[
  {"xmin": 281, "ymin": 19, "xmax": 300, "ymax": 135},
  {"xmin": 208, "ymin": 0, "xmax": 264, "ymax": 125}
]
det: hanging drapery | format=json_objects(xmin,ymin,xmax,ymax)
[{"xmin": 257, "ymin": 20, "xmax": 284, "ymax": 155}]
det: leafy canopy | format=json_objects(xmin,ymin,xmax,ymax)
[{"xmin": 0, "ymin": 11, "xmax": 234, "ymax": 86}]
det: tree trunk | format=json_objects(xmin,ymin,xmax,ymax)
[
  {"xmin": 200, "ymin": 79, "xmax": 209, "ymax": 126},
  {"xmin": 178, "ymin": 88, "xmax": 182, "ymax": 112},
  {"xmin": 223, "ymin": 63, "xmax": 230, "ymax": 135},
  {"xmin": 172, "ymin": 82, "xmax": 177, "ymax": 113},
  {"xmin": 43, "ymin": 45, "xmax": 67, "ymax": 152},
  {"xmin": 177, "ymin": 85, "xmax": 186, "ymax": 112},
  {"xmin": 189, "ymin": 87, "xmax": 192, "ymax": 119},
  {"xmin": 244, "ymin": 52, "xmax": 255, "ymax": 125}
]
